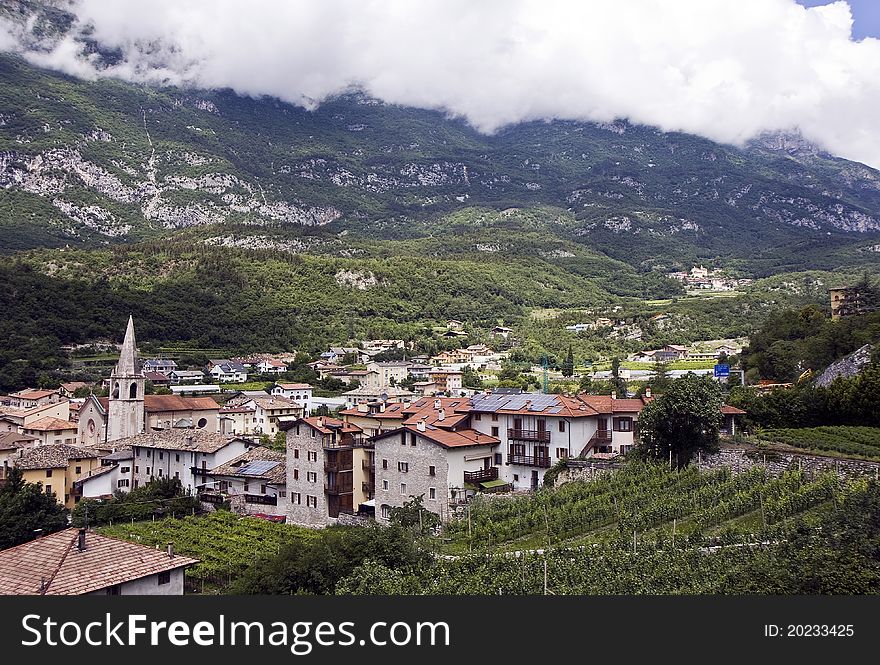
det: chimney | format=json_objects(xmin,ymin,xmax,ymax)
[
  {"xmin": 167, "ymin": 542, "xmax": 174, "ymax": 558},
  {"xmin": 77, "ymin": 528, "xmax": 86, "ymax": 552},
  {"xmin": 438, "ymin": 409, "xmax": 445, "ymax": 421},
  {"xmin": 186, "ymin": 435, "xmax": 194, "ymax": 446},
  {"xmin": 434, "ymin": 399, "xmax": 442, "ymax": 410},
  {"xmin": 417, "ymin": 419, "xmax": 426, "ymax": 432},
  {"xmin": 379, "ymin": 402, "xmax": 386, "ymax": 413},
  {"xmin": 611, "ymin": 391, "xmax": 617, "ymax": 400},
  {"xmin": 645, "ymin": 387, "xmax": 652, "ymax": 398}
]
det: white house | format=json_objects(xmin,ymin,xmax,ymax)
[
  {"xmin": 257, "ymin": 358, "xmax": 288, "ymax": 374},
  {"xmin": 169, "ymin": 370, "xmax": 207, "ymax": 385},
  {"xmin": 271, "ymin": 383, "xmax": 313, "ymax": 414},
  {"xmin": 206, "ymin": 360, "xmax": 248, "ymax": 384},
  {"xmin": 202, "ymin": 446, "xmax": 287, "ymax": 518}
]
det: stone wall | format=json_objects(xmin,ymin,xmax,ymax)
[{"xmin": 695, "ymin": 448, "xmax": 880, "ymax": 480}]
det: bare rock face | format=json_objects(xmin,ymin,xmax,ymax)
[{"xmin": 814, "ymin": 344, "xmax": 875, "ymax": 387}]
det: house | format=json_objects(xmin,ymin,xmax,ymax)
[
  {"xmin": 271, "ymin": 383, "xmax": 313, "ymax": 413},
  {"xmin": 76, "ymin": 448, "xmax": 134, "ymax": 499},
  {"xmin": 407, "ymin": 363, "xmax": 435, "ymax": 379},
  {"xmin": 218, "ymin": 405, "xmax": 255, "ymax": 436},
  {"xmin": 143, "ymin": 358, "xmax": 178, "ymax": 375},
  {"xmin": 446, "ymin": 319, "xmax": 463, "ymax": 330},
  {"xmin": 371, "ymin": 402, "xmax": 501, "ymax": 523},
  {"xmin": 169, "ymin": 370, "xmax": 207, "ymax": 385},
  {"xmin": 440, "ymin": 329, "xmax": 468, "ymax": 339},
  {"xmin": 0, "ymin": 400, "xmax": 72, "ymax": 435},
  {"xmin": 201, "ymin": 446, "xmax": 287, "ymax": 518},
  {"xmin": 144, "ymin": 371, "xmax": 172, "ymax": 386},
  {"xmin": 22, "ymin": 417, "xmax": 78, "ymax": 446},
  {"xmin": 6, "ymin": 389, "xmax": 61, "ymax": 409},
  {"xmin": 720, "ymin": 405, "xmax": 747, "ymax": 436},
  {"xmin": 830, "ymin": 285, "xmax": 875, "ymax": 320},
  {"xmin": 282, "ymin": 416, "xmax": 370, "ymax": 527},
  {"xmin": 240, "ymin": 396, "xmax": 304, "ymax": 438},
  {"xmin": 206, "ymin": 360, "xmax": 248, "ymax": 384},
  {"xmin": 0, "ymin": 431, "xmax": 38, "ymax": 480},
  {"xmin": 490, "ymin": 326, "xmax": 513, "ymax": 338},
  {"xmin": 691, "ymin": 265, "xmax": 709, "ymax": 279},
  {"xmin": 58, "ymin": 382, "xmax": 89, "ymax": 398},
  {"xmin": 320, "ymin": 347, "xmax": 361, "ymax": 364},
  {"xmin": 366, "ymin": 361, "xmax": 411, "ymax": 388},
  {"xmin": 338, "ymin": 401, "xmax": 413, "ymax": 439},
  {"xmin": 15, "ymin": 444, "xmax": 102, "ymax": 508},
  {"xmin": 257, "ymin": 358, "xmax": 288, "ymax": 374},
  {"xmin": 0, "ymin": 528, "xmax": 198, "ymax": 595},
  {"xmin": 362, "ymin": 339, "xmax": 405, "ymax": 354},
  {"xmin": 168, "ymin": 384, "xmax": 221, "ymax": 396},
  {"xmin": 123, "ymin": 430, "xmax": 254, "ymax": 494},
  {"xmin": 429, "ymin": 369, "xmax": 463, "ymax": 394},
  {"xmin": 342, "ymin": 385, "xmax": 416, "ymax": 409},
  {"xmin": 412, "ymin": 381, "xmax": 438, "ymax": 396},
  {"xmin": 329, "ymin": 369, "xmax": 373, "ymax": 385}
]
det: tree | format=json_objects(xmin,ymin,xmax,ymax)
[
  {"xmin": 634, "ymin": 374, "xmax": 724, "ymax": 468},
  {"xmin": 389, "ymin": 495, "xmax": 441, "ymax": 536},
  {"xmin": 561, "ymin": 346, "xmax": 574, "ymax": 377},
  {"xmin": 461, "ymin": 366, "xmax": 483, "ymax": 389},
  {"xmin": 650, "ymin": 358, "xmax": 672, "ymax": 393},
  {"xmin": 0, "ymin": 467, "xmax": 68, "ymax": 550},
  {"xmin": 610, "ymin": 356, "xmax": 628, "ymax": 397},
  {"xmin": 578, "ymin": 374, "xmax": 593, "ymax": 393}
]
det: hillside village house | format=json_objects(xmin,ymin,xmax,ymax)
[
  {"xmin": 22, "ymin": 417, "xmax": 78, "ymax": 446},
  {"xmin": 338, "ymin": 400, "xmax": 412, "ymax": 438},
  {"xmin": 0, "ymin": 529, "xmax": 198, "ymax": 595},
  {"xmin": 365, "ymin": 361, "xmax": 411, "ymax": 388},
  {"xmin": 76, "ymin": 448, "xmax": 134, "ymax": 499},
  {"xmin": 238, "ymin": 395, "xmax": 303, "ymax": 437},
  {"xmin": 491, "ymin": 326, "xmax": 513, "ymax": 338},
  {"xmin": 257, "ymin": 358, "xmax": 288, "ymax": 374},
  {"xmin": 271, "ymin": 383, "xmax": 314, "ymax": 413},
  {"xmin": 0, "ymin": 400, "xmax": 72, "ymax": 434},
  {"xmin": 282, "ymin": 416, "xmax": 371, "ymax": 527},
  {"xmin": 58, "ymin": 382, "xmax": 89, "ymax": 398},
  {"xmin": 124, "ymin": 430, "xmax": 253, "ymax": 493},
  {"xmin": 320, "ymin": 347, "xmax": 362, "ymax": 364},
  {"xmin": 343, "ymin": 385, "xmax": 415, "ymax": 409},
  {"xmin": 207, "ymin": 360, "xmax": 248, "ymax": 383},
  {"xmin": 329, "ymin": 368, "xmax": 372, "ymax": 385},
  {"xmin": 429, "ymin": 369, "xmax": 463, "ymax": 393},
  {"xmin": 0, "ymin": 431, "xmax": 38, "ymax": 480},
  {"xmin": 201, "ymin": 446, "xmax": 287, "ymax": 518},
  {"xmin": 169, "ymin": 370, "xmax": 206, "ymax": 384},
  {"xmin": 143, "ymin": 358, "xmax": 178, "ymax": 374},
  {"xmin": 15, "ymin": 444, "xmax": 102, "ymax": 509},
  {"xmin": 5, "ymin": 389, "xmax": 61, "ymax": 409},
  {"xmin": 144, "ymin": 371, "xmax": 172, "ymax": 386}
]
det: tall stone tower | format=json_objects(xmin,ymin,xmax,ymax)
[{"xmin": 107, "ymin": 315, "xmax": 145, "ymax": 442}]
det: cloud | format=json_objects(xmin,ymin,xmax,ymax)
[{"xmin": 3, "ymin": 0, "xmax": 880, "ymax": 168}]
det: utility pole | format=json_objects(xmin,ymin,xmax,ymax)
[
  {"xmin": 543, "ymin": 559, "xmax": 548, "ymax": 596},
  {"xmin": 542, "ymin": 355, "xmax": 549, "ymax": 394}
]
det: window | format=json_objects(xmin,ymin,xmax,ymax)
[
  {"xmin": 398, "ymin": 461, "xmax": 409, "ymax": 473},
  {"xmin": 494, "ymin": 453, "xmax": 502, "ymax": 465},
  {"xmin": 293, "ymin": 469, "xmax": 299, "ymax": 480},
  {"xmin": 294, "ymin": 449, "xmax": 299, "ymax": 459},
  {"xmin": 147, "ymin": 467, "xmax": 151, "ymax": 475},
  {"xmin": 307, "ymin": 451, "xmax": 317, "ymax": 462},
  {"xmin": 559, "ymin": 421, "xmax": 566, "ymax": 432},
  {"xmin": 117, "ymin": 479, "xmax": 130, "ymax": 488},
  {"xmin": 491, "ymin": 414, "xmax": 498, "ymax": 422},
  {"xmin": 106, "ymin": 585, "xmax": 121, "ymax": 596},
  {"xmin": 158, "ymin": 571, "xmax": 171, "ymax": 585},
  {"xmin": 261, "ymin": 484, "xmax": 267, "ymax": 494},
  {"xmin": 45, "ymin": 485, "xmax": 52, "ymax": 495},
  {"xmin": 400, "ymin": 483, "xmax": 407, "ymax": 495},
  {"xmin": 159, "ymin": 452, "xmax": 163, "ymax": 460},
  {"xmin": 556, "ymin": 448, "xmax": 569, "ymax": 459},
  {"xmin": 311, "ymin": 429, "xmax": 316, "ymax": 438},
  {"xmin": 429, "ymin": 465, "xmax": 435, "ymax": 476},
  {"xmin": 410, "ymin": 433, "xmax": 416, "ymax": 447},
  {"xmin": 292, "ymin": 492, "xmax": 301, "ymax": 505},
  {"xmin": 381, "ymin": 504, "xmax": 391, "ymax": 520},
  {"xmin": 146, "ymin": 450, "xmax": 152, "ymax": 458},
  {"xmin": 129, "ymin": 382, "xmax": 138, "ymax": 399},
  {"xmin": 75, "ymin": 466, "xmax": 81, "ymax": 474},
  {"xmin": 382, "ymin": 459, "xmax": 388, "ymax": 469},
  {"xmin": 619, "ymin": 418, "xmax": 632, "ymax": 432},
  {"xmin": 135, "ymin": 466, "xmax": 139, "ymax": 474},
  {"xmin": 474, "ymin": 413, "xmax": 481, "ymax": 421},
  {"xmin": 279, "ymin": 490, "xmax": 287, "ymax": 498},
  {"xmin": 158, "ymin": 469, "xmax": 163, "ymax": 477},
  {"xmin": 46, "ymin": 469, "xmax": 52, "ymax": 478},
  {"xmin": 197, "ymin": 418, "xmax": 207, "ymax": 429},
  {"xmin": 513, "ymin": 474, "xmax": 519, "ymax": 482},
  {"xmin": 382, "ymin": 480, "xmax": 389, "ymax": 491},
  {"xmin": 400, "ymin": 431, "xmax": 406, "ymax": 446},
  {"xmin": 429, "ymin": 487, "xmax": 436, "ymax": 500},
  {"xmin": 306, "ymin": 495, "xmax": 317, "ymax": 508},
  {"xmin": 491, "ymin": 426, "xmax": 499, "ymax": 437},
  {"xmin": 121, "ymin": 466, "xmax": 130, "ymax": 473},
  {"xmin": 175, "ymin": 454, "xmax": 180, "ymax": 463},
  {"xmin": 307, "ymin": 471, "xmax": 317, "ymax": 483}
]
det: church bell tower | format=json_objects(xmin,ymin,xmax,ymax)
[{"xmin": 107, "ymin": 315, "xmax": 145, "ymax": 441}]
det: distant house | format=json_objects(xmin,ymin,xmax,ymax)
[
  {"xmin": 6, "ymin": 389, "xmax": 60, "ymax": 409},
  {"xmin": 169, "ymin": 370, "xmax": 207, "ymax": 385},
  {"xmin": 0, "ymin": 529, "xmax": 198, "ymax": 595},
  {"xmin": 241, "ymin": 396, "xmax": 304, "ymax": 437},
  {"xmin": 144, "ymin": 371, "xmax": 172, "ymax": 386},
  {"xmin": 206, "ymin": 360, "xmax": 248, "ymax": 384},
  {"xmin": 143, "ymin": 358, "xmax": 178, "ymax": 374},
  {"xmin": 58, "ymin": 382, "xmax": 89, "ymax": 398},
  {"xmin": 490, "ymin": 326, "xmax": 513, "ymax": 339},
  {"xmin": 446, "ymin": 319, "xmax": 463, "ymax": 330},
  {"xmin": 429, "ymin": 369, "xmax": 464, "ymax": 394},
  {"xmin": 0, "ymin": 400, "xmax": 71, "ymax": 434},
  {"xmin": 342, "ymin": 386, "xmax": 416, "ymax": 409},
  {"xmin": 440, "ymin": 329, "xmax": 468, "ymax": 339},
  {"xmin": 15, "ymin": 444, "xmax": 102, "ymax": 509},
  {"xmin": 320, "ymin": 347, "xmax": 360, "ymax": 364},
  {"xmin": 76, "ymin": 448, "xmax": 134, "ymax": 499},
  {"xmin": 0, "ymin": 431, "xmax": 39, "ymax": 480},
  {"xmin": 201, "ymin": 446, "xmax": 287, "ymax": 518},
  {"xmin": 366, "ymin": 361, "xmax": 411, "ymax": 388},
  {"xmin": 271, "ymin": 383, "xmax": 313, "ymax": 413},
  {"xmin": 21, "ymin": 417, "xmax": 78, "ymax": 446},
  {"xmin": 257, "ymin": 358, "xmax": 288, "ymax": 374}
]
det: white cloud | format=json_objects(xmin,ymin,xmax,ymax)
[{"xmin": 3, "ymin": 0, "xmax": 880, "ymax": 168}]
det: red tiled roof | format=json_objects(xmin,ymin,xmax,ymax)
[
  {"xmin": 577, "ymin": 394, "xmax": 651, "ymax": 414},
  {"xmin": 376, "ymin": 424, "xmax": 498, "ymax": 449},
  {"xmin": 144, "ymin": 395, "xmax": 219, "ymax": 412},
  {"xmin": 298, "ymin": 416, "xmax": 363, "ymax": 435},
  {"xmin": 276, "ymin": 383, "xmax": 312, "ymax": 390},
  {"xmin": 721, "ymin": 405, "xmax": 747, "ymax": 415},
  {"xmin": 0, "ymin": 529, "xmax": 198, "ymax": 595},
  {"xmin": 338, "ymin": 402, "xmax": 410, "ymax": 419},
  {"xmin": 23, "ymin": 417, "xmax": 78, "ymax": 432},
  {"xmin": 12, "ymin": 389, "xmax": 57, "ymax": 400}
]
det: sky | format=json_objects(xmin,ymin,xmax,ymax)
[{"xmin": 1, "ymin": 0, "xmax": 879, "ymax": 168}]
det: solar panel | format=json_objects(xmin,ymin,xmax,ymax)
[
  {"xmin": 238, "ymin": 460, "xmax": 280, "ymax": 476},
  {"xmin": 548, "ymin": 407, "xmax": 564, "ymax": 414}
]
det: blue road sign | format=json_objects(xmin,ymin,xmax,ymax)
[{"xmin": 714, "ymin": 364, "xmax": 730, "ymax": 377}]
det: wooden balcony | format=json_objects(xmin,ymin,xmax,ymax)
[
  {"xmin": 244, "ymin": 494, "xmax": 278, "ymax": 506},
  {"xmin": 508, "ymin": 428, "xmax": 550, "ymax": 442},
  {"xmin": 325, "ymin": 481, "xmax": 354, "ymax": 495},
  {"xmin": 464, "ymin": 467, "xmax": 499, "ymax": 483},
  {"xmin": 507, "ymin": 454, "xmax": 552, "ymax": 468},
  {"xmin": 362, "ymin": 459, "xmax": 375, "ymax": 471}
]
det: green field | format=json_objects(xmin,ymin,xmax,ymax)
[
  {"xmin": 98, "ymin": 511, "xmax": 318, "ymax": 592},
  {"xmin": 757, "ymin": 426, "xmax": 880, "ymax": 461}
]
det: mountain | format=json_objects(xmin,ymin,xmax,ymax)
[{"xmin": 1, "ymin": 49, "xmax": 880, "ymax": 273}]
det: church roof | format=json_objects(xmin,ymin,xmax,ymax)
[{"xmin": 113, "ymin": 315, "xmax": 141, "ymax": 377}]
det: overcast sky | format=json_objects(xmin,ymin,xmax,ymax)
[{"xmin": 2, "ymin": 0, "xmax": 879, "ymax": 168}]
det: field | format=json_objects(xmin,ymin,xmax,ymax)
[
  {"xmin": 98, "ymin": 511, "xmax": 318, "ymax": 592},
  {"xmin": 757, "ymin": 426, "xmax": 880, "ymax": 461},
  {"xmin": 440, "ymin": 462, "xmax": 840, "ymax": 554}
]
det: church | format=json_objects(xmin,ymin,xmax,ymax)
[{"xmin": 78, "ymin": 317, "xmax": 221, "ymax": 447}]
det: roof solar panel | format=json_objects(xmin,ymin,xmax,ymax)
[{"xmin": 238, "ymin": 460, "xmax": 280, "ymax": 476}]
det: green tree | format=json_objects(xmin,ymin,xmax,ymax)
[
  {"xmin": 461, "ymin": 366, "xmax": 483, "ymax": 389},
  {"xmin": 610, "ymin": 356, "xmax": 628, "ymax": 397},
  {"xmin": 0, "ymin": 467, "xmax": 68, "ymax": 550},
  {"xmin": 389, "ymin": 495, "xmax": 441, "ymax": 536},
  {"xmin": 650, "ymin": 358, "xmax": 672, "ymax": 393},
  {"xmin": 561, "ymin": 346, "xmax": 574, "ymax": 377},
  {"xmin": 634, "ymin": 374, "xmax": 724, "ymax": 468}
]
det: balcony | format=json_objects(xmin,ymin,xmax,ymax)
[
  {"xmin": 507, "ymin": 454, "xmax": 552, "ymax": 468},
  {"xmin": 592, "ymin": 429, "xmax": 612, "ymax": 443},
  {"xmin": 464, "ymin": 467, "xmax": 499, "ymax": 484},
  {"xmin": 325, "ymin": 481, "xmax": 354, "ymax": 495},
  {"xmin": 362, "ymin": 481, "xmax": 375, "ymax": 495},
  {"xmin": 362, "ymin": 459, "xmax": 375, "ymax": 471},
  {"xmin": 508, "ymin": 428, "xmax": 550, "ymax": 442},
  {"xmin": 325, "ymin": 461, "xmax": 353, "ymax": 473},
  {"xmin": 199, "ymin": 492, "xmax": 226, "ymax": 504},
  {"xmin": 244, "ymin": 494, "xmax": 278, "ymax": 506}
]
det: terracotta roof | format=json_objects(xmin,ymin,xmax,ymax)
[
  {"xmin": 0, "ymin": 431, "xmax": 38, "ymax": 450},
  {"xmin": 401, "ymin": 397, "xmax": 470, "ymax": 429},
  {"xmin": 375, "ymin": 424, "xmax": 499, "ymax": 449},
  {"xmin": 577, "ymin": 395, "xmax": 651, "ymax": 414},
  {"xmin": 23, "ymin": 417, "xmax": 78, "ymax": 432},
  {"xmin": 60, "ymin": 382, "xmax": 88, "ymax": 392},
  {"xmin": 0, "ymin": 529, "xmax": 198, "ymax": 595},
  {"xmin": 245, "ymin": 396, "xmax": 301, "ymax": 411},
  {"xmin": 111, "ymin": 430, "xmax": 249, "ymax": 453},
  {"xmin": 16, "ymin": 444, "xmax": 101, "ymax": 470},
  {"xmin": 144, "ymin": 371, "xmax": 170, "ymax": 382},
  {"xmin": 338, "ymin": 402, "xmax": 410, "ymax": 419},
  {"xmin": 144, "ymin": 395, "xmax": 219, "ymax": 412},
  {"xmin": 721, "ymin": 405, "xmax": 747, "ymax": 415},
  {"xmin": 275, "ymin": 383, "xmax": 312, "ymax": 390},
  {"xmin": 295, "ymin": 416, "xmax": 363, "ymax": 435},
  {"xmin": 10, "ymin": 389, "xmax": 57, "ymax": 400},
  {"xmin": 207, "ymin": 446, "xmax": 286, "ymax": 484}
]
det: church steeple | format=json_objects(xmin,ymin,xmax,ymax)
[
  {"xmin": 108, "ymin": 315, "xmax": 145, "ymax": 441},
  {"xmin": 115, "ymin": 315, "xmax": 140, "ymax": 376}
]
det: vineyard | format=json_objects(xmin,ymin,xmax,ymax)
[
  {"xmin": 442, "ymin": 462, "xmax": 840, "ymax": 553},
  {"xmin": 757, "ymin": 426, "xmax": 880, "ymax": 461},
  {"xmin": 98, "ymin": 511, "xmax": 318, "ymax": 592}
]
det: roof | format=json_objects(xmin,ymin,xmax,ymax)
[
  {"xmin": 293, "ymin": 416, "xmax": 363, "ymax": 435},
  {"xmin": 171, "ymin": 370, "xmax": 206, "ymax": 377},
  {"xmin": 467, "ymin": 392, "xmax": 605, "ymax": 418},
  {"xmin": 721, "ymin": 405, "xmax": 747, "ymax": 415},
  {"xmin": 144, "ymin": 371, "xmax": 170, "ymax": 382},
  {"xmin": 276, "ymin": 383, "xmax": 312, "ymax": 390},
  {"xmin": 102, "ymin": 448, "xmax": 134, "ymax": 461},
  {"xmin": 577, "ymin": 394, "xmax": 652, "ymax": 414},
  {"xmin": 245, "ymin": 396, "xmax": 301, "ymax": 411},
  {"xmin": 23, "ymin": 417, "xmax": 78, "ymax": 432},
  {"xmin": 0, "ymin": 431, "xmax": 38, "ymax": 450},
  {"xmin": 219, "ymin": 406, "xmax": 256, "ymax": 414},
  {"xmin": 338, "ymin": 401, "xmax": 410, "ymax": 420},
  {"xmin": 207, "ymin": 446, "xmax": 286, "ymax": 484},
  {"xmin": 16, "ymin": 444, "xmax": 101, "ymax": 470},
  {"xmin": 11, "ymin": 389, "xmax": 58, "ymax": 400},
  {"xmin": 374, "ymin": 424, "xmax": 499, "ymax": 449},
  {"xmin": 114, "ymin": 315, "xmax": 140, "ymax": 377},
  {"xmin": 144, "ymin": 395, "xmax": 219, "ymax": 412},
  {"xmin": 60, "ymin": 382, "xmax": 88, "ymax": 392},
  {"xmin": 0, "ymin": 529, "xmax": 198, "ymax": 595},
  {"xmin": 343, "ymin": 386, "xmax": 415, "ymax": 397},
  {"xmin": 401, "ymin": 397, "xmax": 471, "ymax": 429},
  {"xmin": 111, "ymin": 430, "xmax": 249, "ymax": 454}
]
